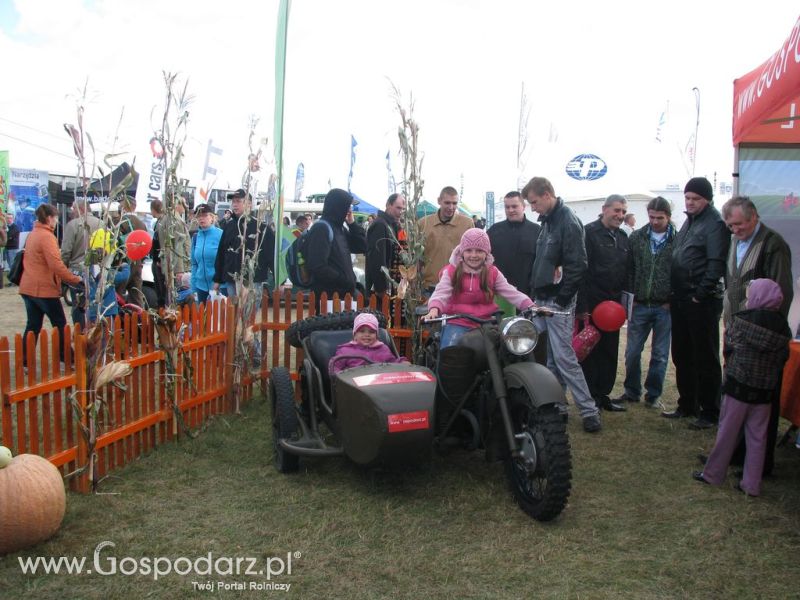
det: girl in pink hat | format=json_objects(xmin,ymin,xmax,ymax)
[
  {"xmin": 329, "ymin": 312, "xmax": 409, "ymax": 374},
  {"xmin": 422, "ymin": 228, "xmax": 535, "ymax": 348}
]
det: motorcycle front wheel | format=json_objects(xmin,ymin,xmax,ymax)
[
  {"xmin": 270, "ymin": 366, "xmax": 300, "ymax": 474},
  {"xmin": 504, "ymin": 391, "xmax": 572, "ymax": 521}
]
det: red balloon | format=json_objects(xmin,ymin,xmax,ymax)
[
  {"xmin": 125, "ymin": 229, "xmax": 153, "ymax": 261},
  {"xmin": 592, "ymin": 300, "xmax": 627, "ymax": 332}
]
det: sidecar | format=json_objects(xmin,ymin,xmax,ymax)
[{"xmin": 270, "ymin": 312, "xmax": 437, "ymax": 473}]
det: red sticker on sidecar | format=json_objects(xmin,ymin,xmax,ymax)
[
  {"xmin": 387, "ymin": 410, "xmax": 430, "ymax": 432},
  {"xmin": 352, "ymin": 371, "xmax": 435, "ymax": 387}
]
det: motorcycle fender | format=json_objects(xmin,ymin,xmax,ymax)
[{"xmin": 503, "ymin": 362, "xmax": 567, "ymax": 408}]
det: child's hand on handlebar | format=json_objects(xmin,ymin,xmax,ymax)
[{"xmin": 421, "ymin": 307, "xmax": 440, "ymax": 321}]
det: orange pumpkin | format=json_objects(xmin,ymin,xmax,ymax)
[{"xmin": 0, "ymin": 454, "xmax": 66, "ymax": 555}]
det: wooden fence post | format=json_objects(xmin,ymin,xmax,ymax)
[
  {"xmin": 224, "ymin": 300, "xmax": 236, "ymax": 412},
  {"xmin": 74, "ymin": 333, "xmax": 90, "ymax": 494}
]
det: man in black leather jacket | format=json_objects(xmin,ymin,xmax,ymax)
[
  {"xmin": 306, "ymin": 188, "xmax": 367, "ymax": 309},
  {"xmin": 578, "ymin": 195, "xmax": 630, "ymax": 412},
  {"xmin": 663, "ymin": 177, "xmax": 730, "ymax": 429},
  {"xmin": 523, "ymin": 177, "xmax": 601, "ymax": 433}
]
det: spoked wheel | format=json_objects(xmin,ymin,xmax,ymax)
[
  {"xmin": 504, "ymin": 391, "xmax": 572, "ymax": 521},
  {"xmin": 270, "ymin": 366, "xmax": 300, "ymax": 473}
]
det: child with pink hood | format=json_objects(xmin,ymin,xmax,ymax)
[
  {"xmin": 693, "ymin": 278, "xmax": 792, "ymax": 496},
  {"xmin": 422, "ymin": 228, "xmax": 535, "ymax": 348},
  {"xmin": 329, "ymin": 312, "xmax": 408, "ymax": 375}
]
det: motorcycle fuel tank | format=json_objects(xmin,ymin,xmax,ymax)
[{"xmin": 332, "ymin": 362, "xmax": 437, "ymax": 466}]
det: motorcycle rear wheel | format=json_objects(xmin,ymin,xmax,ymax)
[
  {"xmin": 504, "ymin": 392, "xmax": 572, "ymax": 521},
  {"xmin": 270, "ymin": 366, "xmax": 300, "ymax": 473}
]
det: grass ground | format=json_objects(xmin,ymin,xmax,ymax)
[{"xmin": 1, "ymin": 362, "xmax": 799, "ymax": 599}]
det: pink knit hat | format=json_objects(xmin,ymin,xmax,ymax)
[
  {"xmin": 353, "ymin": 312, "xmax": 379, "ymax": 335},
  {"xmin": 449, "ymin": 228, "xmax": 494, "ymax": 267}
]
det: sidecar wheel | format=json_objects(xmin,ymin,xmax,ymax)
[
  {"xmin": 505, "ymin": 393, "xmax": 572, "ymax": 521},
  {"xmin": 270, "ymin": 366, "xmax": 300, "ymax": 473}
]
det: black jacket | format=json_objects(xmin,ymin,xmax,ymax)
[
  {"xmin": 306, "ymin": 194, "xmax": 367, "ymax": 297},
  {"xmin": 213, "ymin": 215, "xmax": 275, "ymax": 286},
  {"xmin": 577, "ymin": 218, "xmax": 629, "ymax": 313},
  {"xmin": 627, "ymin": 223, "xmax": 676, "ymax": 305},
  {"xmin": 365, "ymin": 210, "xmax": 401, "ymax": 295},
  {"xmin": 530, "ymin": 198, "xmax": 587, "ymax": 307},
  {"xmin": 487, "ymin": 217, "xmax": 540, "ymax": 297},
  {"xmin": 670, "ymin": 204, "xmax": 729, "ymax": 301},
  {"xmin": 6, "ymin": 223, "xmax": 19, "ymax": 250}
]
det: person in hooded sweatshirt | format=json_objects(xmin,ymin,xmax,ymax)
[
  {"xmin": 692, "ymin": 278, "xmax": 792, "ymax": 496},
  {"xmin": 305, "ymin": 188, "xmax": 367, "ymax": 309}
]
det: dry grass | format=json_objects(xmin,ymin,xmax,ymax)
[{"xmin": 1, "ymin": 337, "xmax": 799, "ymax": 599}]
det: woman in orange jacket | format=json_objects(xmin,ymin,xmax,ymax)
[{"xmin": 19, "ymin": 204, "xmax": 81, "ymax": 364}]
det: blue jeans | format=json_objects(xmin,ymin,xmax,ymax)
[
  {"xmin": 195, "ymin": 289, "xmax": 210, "ymax": 303},
  {"xmin": 440, "ymin": 324, "xmax": 470, "ymax": 349},
  {"xmin": 623, "ymin": 303, "xmax": 671, "ymax": 401}
]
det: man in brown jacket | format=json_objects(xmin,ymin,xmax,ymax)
[{"xmin": 419, "ymin": 186, "xmax": 472, "ymax": 292}]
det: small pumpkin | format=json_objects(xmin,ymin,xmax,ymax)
[
  {"xmin": 0, "ymin": 446, "xmax": 11, "ymax": 469},
  {"xmin": 0, "ymin": 454, "xmax": 66, "ymax": 555}
]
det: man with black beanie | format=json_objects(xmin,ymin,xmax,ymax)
[{"xmin": 663, "ymin": 176, "xmax": 730, "ymax": 429}]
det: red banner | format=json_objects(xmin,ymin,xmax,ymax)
[{"xmin": 733, "ymin": 14, "xmax": 800, "ymax": 144}]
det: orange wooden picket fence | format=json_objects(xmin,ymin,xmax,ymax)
[{"xmin": 0, "ymin": 290, "xmax": 409, "ymax": 493}]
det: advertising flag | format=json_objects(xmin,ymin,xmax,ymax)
[
  {"xmin": 272, "ymin": 0, "xmax": 292, "ymax": 288},
  {"xmin": 348, "ymin": 135, "xmax": 357, "ymax": 192},
  {"xmin": 294, "ymin": 162, "xmax": 305, "ymax": 201},
  {"xmin": 0, "ymin": 151, "xmax": 9, "ymax": 215}
]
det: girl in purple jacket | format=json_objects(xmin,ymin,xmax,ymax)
[
  {"xmin": 422, "ymin": 228, "xmax": 535, "ymax": 348},
  {"xmin": 329, "ymin": 312, "xmax": 408, "ymax": 375}
]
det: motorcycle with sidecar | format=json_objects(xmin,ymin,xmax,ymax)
[{"xmin": 270, "ymin": 308, "xmax": 572, "ymax": 521}]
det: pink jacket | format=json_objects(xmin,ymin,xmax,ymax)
[
  {"xmin": 329, "ymin": 341, "xmax": 406, "ymax": 374},
  {"xmin": 428, "ymin": 264, "xmax": 534, "ymax": 328}
]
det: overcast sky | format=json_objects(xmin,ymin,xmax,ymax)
[{"xmin": 1, "ymin": 0, "xmax": 798, "ymax": 211}]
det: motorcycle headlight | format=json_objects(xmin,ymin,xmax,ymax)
[{"xmin": 501, "ymin": 316, "xmax": 538, "ymax": 356}]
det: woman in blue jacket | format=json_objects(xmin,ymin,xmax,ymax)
[{"xmin": 191, "ymin": 204, "xmax": 222, "ymax": 303}]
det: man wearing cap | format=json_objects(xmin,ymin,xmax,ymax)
[
  {"xmin": 419, "ymin": 186, "xmax": 472, "ymax": 292},
  {"xmin": 213, "ymin": 189, "xmax": 274, "ymax": 298},
  {"xmin": 305, "ymin": 188, "xmax": 367, "ymax": 309},
  {"xmin": 664, "ymin": 177, "xmax": 730, "ymax": 429},
  {"xmin": 578, "ymin": 194, "xmax": 630, "ymax": 412},
  {"xmin": 523, "ymin": 176, "xmax": 602, "ymax": 433},
  {"xmin": 366, "ymin": 192, "xmax": 407, "ymax": 304},
  {"xmin": 190, "ymin": 203, "xmax": 222, "ymax": 303}
]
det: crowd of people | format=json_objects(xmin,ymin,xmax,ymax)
[
  {"xmin": 355, "ymin": 176, "xmax": 794, "ymax": 495},
  {"xmin": 7, "ymin": 175, "xmax": 796, "ymax": 496}
]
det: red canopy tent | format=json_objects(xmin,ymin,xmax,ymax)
[
  {"xmin": 733, "ymin": 15, "xmax": 800, "ymax": 145},
  {"xmin": 732, "ymin": 13, "xmax": 800, "ymax": 335}
]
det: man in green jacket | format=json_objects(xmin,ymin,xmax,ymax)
[{"xmin": 616, "ymin": 197, "xmax": 675, "ymax": 409}]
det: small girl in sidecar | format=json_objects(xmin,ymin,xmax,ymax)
[
  {"xmin": 329, "ymin": 312, "xmax": 409, "ymax": 375},
  {"xmin": 422, "ymin": 228, "xmax": 535, "ymax": 348}
]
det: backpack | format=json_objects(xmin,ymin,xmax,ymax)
[{"xmin": 285, "ymin": 219, "xmax": 333, "ymax": 287}]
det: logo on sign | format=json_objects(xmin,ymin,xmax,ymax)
[
  {"xmin": 387, "ymin": 410, "xmax": 430, "ymax": 433},
  {"xmin": 352, "ymin": 371, "xmax": 436, "ymax": 387},
  {"xmin": 565, "ymin": 154, "xmax": 607, "ymax": 181}
]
